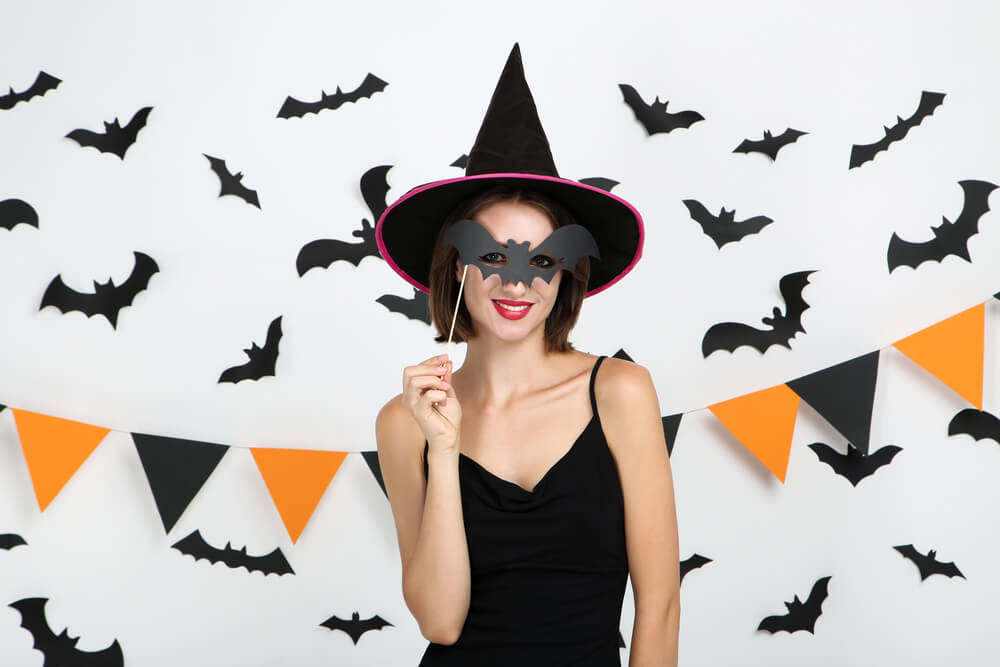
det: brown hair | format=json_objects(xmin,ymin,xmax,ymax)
[{"xmin": 427, "ymin": 186, "xmax": 590, "ymax": 353}]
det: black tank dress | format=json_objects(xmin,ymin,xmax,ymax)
[{"xmin": 419, "ymin": 355, "xmax": 628, "ymax": 666}]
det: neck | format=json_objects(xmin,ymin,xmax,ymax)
[{"xmin": 455, "ymin": 328, "xmax": 564, "ymax": 409}]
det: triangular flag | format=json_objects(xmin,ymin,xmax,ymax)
[
  {"xmin": 893, "ymin": 304, "xmax": 984, "ymax": 409},
  {"xmin": 12, "ymin": 409, "xmax": 110, "ymax": 510},
  {"xmin": 786, "ymin": 351, "xmax": 880, "ymax": 455},
  {"xmin": 250, "ymin": 448, "xmax": 347, "ymax": 543},
  {"xmin": 709, "ymin": 384, "xmax": 800, "ymax": 482},
  {"xmin": 662, "ymin": 414, "xmax": 682, "ymax": 456},
  {"xmin": 361, "ymin": 451, "xmax": 387, "ymax": 498},
  {"xmin": 132, "ymin": 433, "xmax": 229, "ymax": 533}
]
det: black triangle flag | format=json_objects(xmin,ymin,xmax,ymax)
[
  {"xmin": 362, "ymin": 451, "xmax": 387, "ymax": 498},
  {"xmin": 132, "ymin": 433, "xmax": 229, "ymax": 533},
  {"xmin": 786, "ymin": 351, "xmax": 880, "ymax": 455},
  {"xmin": 663, "ymin": 414, "xmax": 682, "ymax": 456},
  {"xmin": 0, "ymin": 403, "xmax": 5, "ymax": 413}
]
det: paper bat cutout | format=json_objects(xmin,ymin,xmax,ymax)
[
  {"xmin": 619, "ymin": 84, "xmax": 704, "ymax": 135},
  {"xmin": 204, "ymin": 154, "xmax": 260, "ymax": 208},
  {"xmin": 702, "ymin": 270, "xmax": 814, "ymax": 356},
  {"xmin": 296, "ymin": 164, "xmax": 391, "ymax": 276},
  {"xmin": 894, "ymin": 545, "xmax": 965, "ymax": 581},
  {"xmin": 376, "ymin": 288, "xmax": 431, "ymax": 324},
  {"xmin": 758, "ymin": 576, "xmax": 831, "ymax": 634},
  {"xmin": 40, "ymin": 251, "xmax": 159, "ymax": 328},
  {"xmin": 218, "ymin": 316, "xmax": 282, "ymax": 383},
  {"xmin": 850, "ymin": 91, "xmax": 945, "ymax": 169},
  {"xmin": 0, "ymin": 533, "xmax": 27, "ymax": 550},
  {"xmin": 66, "ymin": 106, "xmax": 152, "ymax": 159},
  {"xmin": 887, "ymin": 180, "xmax": 997, "ymax": 272},
  {"xmin": 277, "ymin": 73, "xmax": 388, "ymax": 118},
  {"xmin": 9, "ymin": 597, "xmax": 123, "ymax": 666},
  {"xmin": 171, "ymin": 529, "xmax": 294, "ymax": 575},
  {"xmin": 734, "ymin": 128, "xmax": 807, "ymax": 160},
  {"xmin": 680, "ymin": 554, "xmax": 712, "ymax": 583},
  {"xmin": 948, "ymin": 408, "xmax": 1000, "ymax": 445},
  {"xmin": 683, "ymin": 200, "xmax": 773, "ymax": 248},
  {"xmin": 450, "ymin": 154, "xmax": 469, "ymax": 169},
  {"xmin": 0, "ymin": 198, "xmax": 39, "ymax": 230},
  {"xmin": 808, "ymin": 442, "xmax": 901, "ymax": 486},
  {"xmin": 320, "ymin": 611, "xmax": 393, "ymax": 644},
  {"xmin": 578, "ymin": 177, "xmax": 619, "ymax": 192},
  {"xmin": 0, "ymin": 71, "xmax": 61, "ymax": 110}
]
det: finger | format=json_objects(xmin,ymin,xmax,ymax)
[
  {"xmin": 407, "ymin": 375, "xmax": 450, "ymax": 393},
  {"xmin": 422, "ymin": 389, "xmax": 448, "ymax": 405}
]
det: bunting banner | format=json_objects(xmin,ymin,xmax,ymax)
[
  {"xmin": 362, "ymin": 451, "xmax": 388, "ymax": 498},
  {"xmin": 709, "ymin": 384, "xmax": 801, "ymax": 482}
]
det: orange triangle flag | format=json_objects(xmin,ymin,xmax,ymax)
[
  {"xmin": 709, "ymin": 384, "xmax": 800, "ymax": 482},
  {"xmin": 12, "ymin": 409, "xmax": 111, "ymax": 511},
  {"xmin": 250, "ymin": 448, "xmax": 347, "ymax": 543},
  {"xmin": 893, "ymin": 303, "xmax": 984, "ymax": 409}
]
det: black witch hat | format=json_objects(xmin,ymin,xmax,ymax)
[{"xmin": 376, "ymin": 44, "xmax": 644, "ymax": 297}]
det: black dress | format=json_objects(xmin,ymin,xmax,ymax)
[{"xmin": 419, "ymin": 355, "xmax": 628, "ymax": 666}]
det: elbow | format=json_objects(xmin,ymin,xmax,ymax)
[
  {"xmin": 403, "ymin": 575, "xmax": 467, "ymax": 645},
  {"xmin": 420, "ymin": 620, "xmax": 463, "ymax": 646}
]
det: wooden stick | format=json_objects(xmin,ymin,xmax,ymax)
[{"xmin": 447, "ymin": 264, "xmax": 469, "ymax": 359}]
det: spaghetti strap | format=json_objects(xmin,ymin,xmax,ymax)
[{"xmin": 589, "ymin": 355, "xmax": 607, "ymax": 421}]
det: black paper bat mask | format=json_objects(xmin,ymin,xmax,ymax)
[{"xmin": 440, "ymin": 219, "xmax": 600, "ymax": 286}]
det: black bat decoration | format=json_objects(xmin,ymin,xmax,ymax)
[
  {"xmin": 850, "ymin": 91, "xmax": 945, "ymax": 169},
  {"xmin": 894, "ymin": 545, "xmax": 965, "ymax": 581},
  {"xmin": 808, "ymin": 442, "xmax": 902, "ymax": 486},
  {"xmin": 0, "ymin": 198, "xmax": 39, "ymax": 230},
  {"xmin": 758, "ymin": 576, "xmax": 831, "ymax": 634},
  {"xmin": 40, "ymin": 251, "xmax": 159, "ymax": 328},
  {"xmin": 376, "ymin": 288, "xmax": 431, "ymax": 325},
  {"xmin": 578, "ymin": 177, "xmax": 620, "ymax": 192},
  {"xmin": 618, "ymin": 84, "xmax": 704, "ymax": 135},
  {"xmin": 9, "ymin": 597, "xmax": 124, "ymax": 666},
  {"xmin": 702, "ymin": 270, "xmax": 815, "ymax": 356},
  {"xmin": 0, "ymin": 71, "xmax": 61, "ymax": 110},
  {"xmin": 682, "ymin": 200, "xmax": 774, "ymax": 248},
  {"xmin": 218, "ymin": 316, "xmax": 282, "ymax": 383},
  {"xmin": 277, "ymin": 73, "xmax": 388, "ymax": 119},
  {"xmin": 66, "ymin": 106, "xmax": 152, "ymax": 159},
  {"xmin": 887, "ymin": 180, "xmax": 997, "ymax": 272},
  {"xmin": 0, "ymin": 533, "xmax": 27, "ymax": 550},
  {"xmin": 450, "ymin": 154, "xmax": 469, "ymax": 169},
  {"xmin": 948, "ymin": 408, "xmax": 1000, "ymax": 445},
  {"xmin": 320, "ymin": 611, "xmax": 393, "ymax": 644},
  {"xmin": 680, "ymin": 553, "xmax": 712, "ymax": 583},
  {"xmin": 203, "ymin": 154, "xmax": 260, "ymax": 208},
  {"xmin": 171, "ymin": 529, "xmax": 294, "ymax": 575},
  {"xmin": 733, "ymin": 128, "xmax": 807, "ymax": 160},
  {"xmin": 296, "ymin": 165, "xmax": 391, "ymax": 276}
]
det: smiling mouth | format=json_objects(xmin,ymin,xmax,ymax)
[{"xmin": 492, "ymin": 299, "xmax": 534, "ymax": 318}]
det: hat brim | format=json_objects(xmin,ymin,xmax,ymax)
[{"xmin": 375, "ymin": 173, "xmax": 644, "ymax": 297}]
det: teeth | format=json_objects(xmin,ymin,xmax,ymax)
[{"xmin": 495, "ymin": 301, "xmax": 530, "ymax": 312}]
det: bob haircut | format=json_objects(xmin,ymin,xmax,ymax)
[{"xmin": 427, "ymin": 185, "xmax": 590, "ymax": 353}]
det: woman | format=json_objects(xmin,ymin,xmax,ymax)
[{"xmin": 375, "ymin": 45, "xmax": 679, "ymax": 666}]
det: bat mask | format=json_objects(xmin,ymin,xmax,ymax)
[{"xmin": 441, "ymin": 218, "xmax": 600, "ymax": 287}]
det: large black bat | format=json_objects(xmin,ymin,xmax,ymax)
[
  {"xmin": 808, "ymin": 442, "xmax": 902, "ymax": 486},
  {"xmin": 204, "ymin": 154, "xmax": 260, "ymax": 208},
  {"xmin": 278, "ymin": 73, "xmax": 388, "ymax": 118},
  {"xmin": 850, "ymin": 91, "xmax": 945, "ymax": 169},
  {"xmin": 0, "ymin": 71, "xmax": 61, "ymax": 110},
  {"xmin": 9, "ymin": 597, "xmax": 123, "ymax": 666},
  {"xmin": 66, "ymin": 106, "xmax": 152, "ymax": 159},
  {"xmin": 320, "ymin": 611, "xmax": 393, "ymax": 644},
  {"xmin": 218, "ymin": 316, "xmax": 282, "ymax": 383},
  {"xmin": 757, "ymin": 576, "xmax": 831, "ymax": 634},
  {"xmin": 619, "ymin": 83, "xmax": 704, "ymax": 135},
  {"xmin": 887, "ymin": 180, "xmax": 996, "ymax": 272},
  {"xmin": 682, "ymin": 199, "xmax": 773, "ymax": 248},
  {"xmin": 680, "ymin": 553, "xmax": 712, "ymax": 583},
  {"xmin": 376, "ymin": 288, "xmax": 431, "ymax": 325},
  {"xmin": 0, "ymin": 533, "xmax": 27, "ymax": 550},
  {"xmin": 40, "ymin": 251, "xmax": 159, "ymax": 328},
  {"xmin": 948, "ymin": 408, "xmax": 1000, "ymax": 445},
  {"xmin": 702, "ymin": 270, "xmax": 815, "ymax": 356},
  {"xmin": 296, "ymin": 165, "xmax": 391, "ymax": 276},
  {"xmin": 0, "ymin": 198, "xmax": 39, "ymax": 230},
  {"xmin": 894, "ymin": 545, "xmax": 964, "ymax": 581},
  {"xmin": 733, "ymin": 128, "xmax": 807, "ymax": 160},
  {"xmin": 171, "ymin": 529, "xmax": 294, "ymax": 575}
]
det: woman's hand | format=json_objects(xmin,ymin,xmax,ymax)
[{"xmin": 402, "ymin": 354, "xmax": 462, "ymax": 454}]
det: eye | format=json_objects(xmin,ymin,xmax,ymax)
[
  {"xmin": 531, "ymin": 254, "xmax": 557, "ymax": 269},
  {"xmin": 480, "ymin": 252, "xmax": 506, "ymax": 264}
]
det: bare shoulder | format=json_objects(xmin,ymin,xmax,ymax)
[
  {"xmin": 595, "ymin": 356, "xmax": 657, "ymax": 407},
  {"xmin": 593, "ymin": 357, "xmax": 663, "ymax": 457},
  {"xmin": 375, "ymin": 393, "xmax": 424, "ymax": 462}
]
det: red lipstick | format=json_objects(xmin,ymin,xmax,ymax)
[{"xmin": 492, "ymin": 299, "xmax": 533, "ymax": 320}]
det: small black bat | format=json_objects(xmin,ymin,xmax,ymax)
[
  {"xmin": 734, "ymin": 128, "xmax": 807, "ymax": 160},
  {"xmin": 758, "ymin": 576, "xmax": 831, "ymax": 634},
  {"xmin": 218, "ymin": 316, "xmax": 282, "ymax": 383},
  {"xmin": 948, "ymin": 408, "xmax": 1000, "ymax": 445},
  {"xmin": 9, "ymin": 597, "xmax": 123, "ymax": 666},
  {"xmin": 850, "ymin": 91, "xmax": 945, "ymax": 169},
  {"xmin": 0, "ymin": 533, "xmax": 27, "ymax": 550},
  {"xmin": 578, "ymin": 177, "xmax": 620, "ymax": 192},
  {"xmin": 0, "ymin": 198, "xmax": 39, "ymax": 230},
  {"xmin": 450, "ymin": 154, "xmax": 469, "ymax": 169},
  {"xmin": 66, "ymin": 106, "xmax": 152, "ymax": 159},
  {"xmin": 682, "ymin": 200, "xmax": 773, "ymax": 248},
  {"xmin": 0, "ymin": 71, "xmax": 61, "ymax": 110},
  {"xmin": 894, "ymin": 545, "xmax": 964, "ymax": 581},
  {"xmin": 376, "ymin": 288, "xmax": 431, "ymax": 324},
  {"xmin": 808, "ymin": 442, "xmax": 902, "ymax": 486},
  {"xmin": 171, "ymin": 529, "xmax": 294, "ymax": 575},
  {"xmin": 40, "ymin": 251, "xmax": 159, "ymax": 328},
  {"xmin": 296, "ymin": 165, "xmax": 391, "ymax": 276},
  {"xmin": 278, "ymin": 73, "xmax": 388, "ymax": 119},
  {"xmin": 618, "ymin": 83, "xmax": 704, "ymax": 135},
  {"xmin": 320, "ymin": 611, "xmax": 393, "ymax": 644},
  {"xmin": 204, "ymin": 154, "xmax": 260, "ymax": 208},
  {"xmin": 680, "ymin": 553, "xmax": 712, "ymax": 583},
  {"xmin": 702, "ymin": 270, "xmax": 815, "ymax": 356},
  {"xmin": 887, "ymin": 180, "xmax": 997, "ymax": 272}
]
